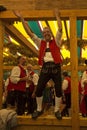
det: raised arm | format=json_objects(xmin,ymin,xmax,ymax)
[
  {"xmin": 13, "ymin": 11, "xmax": 34, "ymax": 38},
  {"xmin": 54, "ymin": 9, "xmax": 62, "ymax": 32},
  {"xmin": 54, "ymin": 9, "xmax": 62, "ymax": 46}
]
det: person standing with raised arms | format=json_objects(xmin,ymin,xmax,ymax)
[{"xmin": 14, "ymin": 9, "xmax": 63, "ymax": 120}]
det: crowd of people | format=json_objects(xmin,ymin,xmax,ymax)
[
  {"xmin": 2, "ymin": 59, "xmax": 87, "ymax": 120},
  {"xmin": 3, "ymin": 56, "xmax": 39, "ymax": 116}
]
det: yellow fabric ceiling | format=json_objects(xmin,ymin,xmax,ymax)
[{"xmin": 13, "ymin": 20, "xmax": 87, "ymax": 59}]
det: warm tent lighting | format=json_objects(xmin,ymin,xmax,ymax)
[
  {"xmin": 14, "ymin": 22, "xmax": 38, "ymax": 49},
  {"xmin": 83, "ymin": 20, "xmax": 87, "ymax": 39},
  {"xmin": 16, "ymin": 52, "xmax": 22, "ymax": 56},
  {"xmin": 82, "ymin": 48, "xmax": 87, "ymax": 58},
  {"xmin": 40, "ymin": 21, "xmax": 47, "ymax": 29},
  {"xmin": 3, "ymin": 52, "xmax": 9, "ymax": 56},
  {"xmin": 3, "ymin": 47, "xmax": 9, "ymax": 52},
  {"xmin": 61, "ymin": 49, "xmax": 70, "ymax": 59},
  {"xmin": 38, "ymin": 21, "xmax": 43, "ymax": 31},
  {"xmin": 9, "ymin": 36, "xmax": 20, "ymax": 46}
]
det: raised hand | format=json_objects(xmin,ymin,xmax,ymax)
[
  {"xmin": 54, "ymin": 8, "xmax": 61, "ymax": 18},
  {"xmin": 54, "ymin": 8, "xmax": 62, "ymax": 32},
  {"xmin": 13, "ymin": 10, "xmax": 22, "ymax": 18}
]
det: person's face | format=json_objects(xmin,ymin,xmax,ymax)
[
  {"xmin": 42, "ymin": 27, "xmax": 52, "ymax": 42},
  {"xmin": 20, "ymin": 56, "xmax": 26, "ymax": 66},
  {"xmin": 27, "ymin": 65, "xmax": 32, "ymax": 71}
]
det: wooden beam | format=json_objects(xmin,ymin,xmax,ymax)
[
  {"xmin": 17, "ymin": 116, "xmax": 71, "ymax": 126},
  {"xmin": 80, "ymin": 20, "xmax": 83, "ymax": 39},
  {"xmin": 0, "ymin": 10, "xmax": 66, "ymax": 21},
  {"xmin": 4, "ymin": 23, "xmax": 38, "ymax": 56},
  {"xmin": 0, "ymin": 20, "xmax": 4, "ymax": 108},
  {"xmin": 80, "ymin": 117, "xmax": 87, "ymax": 126},
  {"xmin": 70, "ymin": 16, "xmax": 80, "ymax": 130},
  {"xmin": 1, "ymin": 10, "xmax": 87, "ymax": 21},
  {"xmin": 63, "ymin": 20, "xmax": 69, "ymax": 40}
]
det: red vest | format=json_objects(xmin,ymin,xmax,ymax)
[
  {"xmin": 78, "ymin": 79, "xmax": 83, "ymax": 94},
  {"xmin": 7, "ymin": 78, "xmax": 16, "ymax": 91},
  {"xmin": 64, "ymin": 77, "xmax": 71, "ymax": 94},
  {"xmin": 7, "ymin": 65, "xmax": 26, "ymax": 92},
  {"xmin": 38, "ymin": 39, "xmax": 62, "ymax": 65},
  {"xmin": 83, "ymin": 70, "xmax": 87, "ymax": 95}
]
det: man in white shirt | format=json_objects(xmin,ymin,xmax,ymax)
[{"xmin": 5, "ymin": 56, "xmax": 28, "ymax": 115}]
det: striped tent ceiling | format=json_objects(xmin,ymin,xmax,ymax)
[{"xmin": 13, "ymin": 20, "xmax": 87, "ymax": 59}]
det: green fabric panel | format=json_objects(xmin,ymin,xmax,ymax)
[
  {"xmin": 77, "ymin": 20, "xmax": 82, "ymax": 58},
  {"xmin": 28, "ymin": 21, "xmax": 43, "ymax": 38},
  {"xmin": 77, "ymin": 20, "xmax": 82, "ymax": 38},
  {"xmin": 77, "ymin": 46, "xmax": 81, "ymax": 58}
]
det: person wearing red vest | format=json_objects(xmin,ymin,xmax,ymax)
[
  {"xmin": 5, "ymin": 56, "xmax": 28, "ymax": 115},
  {"xmin": 79, "ymin": 79, "xmax": 87, "ymax": 117},
  {"xmin": 25, "ymin": 64, "xmax": 39, "ymax": 114},
  {"xmin": 81, "ymin": 60, "xmax": 87, "ymax": 117},
  {"xmin": 62, "ymin": 71, "xmax": 71, "ymax": 116},
  {"xmin": 14, "ymin": 9, "xmax": 63, "ymax": 120}
]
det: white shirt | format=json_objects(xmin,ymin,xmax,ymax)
[
  {"xmin": 81, "ymin": 70, "xmax": 87, "ymax": 88},
  {"xmin": 32, "ymin": 30, "xmax": 62, "ymax": 48},
  {"xmin": 62, "ymin": 79, "xmax": 68, "ymax": 91},
  {"xmin": 44, "ymin": 42, "xmax": 54, "ymax": 62},
  {"xmin": 10, "ymin": 66, "xmax": 22, "ymax": 84},
  {"xmin": 26, "ymin": 71, "xmax": 39, "ymax": 88},
  {"xmin": 32, "ymin": 30, "xmax": 62, "ymax": 63},
  {"xmin": 5, "ymin": 78, "xmax": 9, "ymax": 89},
  {"xmin": 5, "ymin": 66, "xmax": 25, "ymax": 88}
]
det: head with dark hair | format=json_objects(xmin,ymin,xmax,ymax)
[
  {"xmin": 62, "ymin": 71, "xmax": 68, "ymax": 77},
  {"xmin": 17, "ymin": 56, "xmax": 22, "ymax": 62},
  {"xmin": 17, "ymin": 55, "xmax": 26, "ymax": 65}
]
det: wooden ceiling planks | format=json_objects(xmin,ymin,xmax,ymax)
[
  {"xmin": 0, "ymin": 0, "xmax": 87, "ymax": 10},
  {"xmin": 0, "ymin": 0, "xmax": 35, "ymax": 10}
]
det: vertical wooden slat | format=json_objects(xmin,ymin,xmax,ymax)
[
  {"xmin": 70, "ymin": 16, "xmax": 80, "ymax": 130},
  {"xmin": 0, "ymin": 20, "xmax": 4, "ymax": 108}
]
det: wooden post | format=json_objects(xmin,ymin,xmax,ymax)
[
  {"xmin": 0, "ymin": 20, "xmax": 4, "ymax": 108},
  {"xmin": 70, "ymin": 15, "xmax": 80, "ymax": 130}
]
